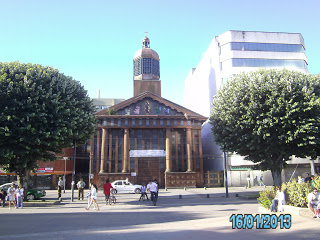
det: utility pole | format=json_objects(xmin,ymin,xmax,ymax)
[{"xmin": 71, "ymin": 140, "xmax": 76, "ymax": 202}]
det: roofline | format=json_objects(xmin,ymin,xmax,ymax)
[
  {"xmin": 96, "ymin": 114, "xmax": 208, "ymax": 121},
  {"xmin": 222, "ymin": 30, "xmax": 303, "ymax": 36},
  {"xmin": 95, "ymin": 91, "xmax": 208, "ymax": 119}
]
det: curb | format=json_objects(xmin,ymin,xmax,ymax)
[
  {"xmin": 258, "ymin": 205, "xmax": 313, "ymax": 217},
  {"xmin": 160, "ymin": 193, "xmax": 258, "ymax": 199},
  {"xmin": 23, "ymin": 200, "xmax": 61, "ymax": 206},
  {"xmin": 237, "ymin": 195, "xmax": 259, "ymax": 200}
]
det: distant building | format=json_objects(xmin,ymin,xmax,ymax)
[
  {"xmin": 184, "ymin": 30, "xmax": 316, "ymax": 186},
  {"xmin": 185, "ymin": 30, "xmax": 309, "ymax": 118},
  {"xmin": 92, "ymin": 98, "xmax": 125, "ymax": 112}
]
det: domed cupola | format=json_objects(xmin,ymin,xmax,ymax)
[{"xmin": 133, "ymin": 35, "xmax": 161, "ymax": 97}]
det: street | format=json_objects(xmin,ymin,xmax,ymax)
[{"xmin": 0, "ymin": 187, "xmax": 319, "ymax": 240}]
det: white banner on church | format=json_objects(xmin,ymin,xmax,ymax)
[{"xmin": 130, "ymin": 150, "xmax": 166, "ymax": 157}]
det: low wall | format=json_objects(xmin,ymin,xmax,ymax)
[
  {"xmin": 283, "ymin": 205, "xmax": 313, "ymax": 217},
  {"xmin": 165, "ymin": 172, "xmax": 196, "ymax": 188},
  {"xmin": 97, "ymin": 173, "xmax": 131, "ymax": 189},
  {"xmin": 259, "ymin": 205, "xmax": 312, "ymax": 217}
]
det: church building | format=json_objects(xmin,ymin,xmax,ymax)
[{"xmin": 91, "ymin": 36, "xmax": 207, "ymax": 188}]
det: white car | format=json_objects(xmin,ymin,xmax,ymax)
[{"xmin": 111, "ymin": 180, "xmax": 142, "ymax": 194}]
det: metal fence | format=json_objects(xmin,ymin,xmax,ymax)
[{"xmin": 204, "ymin": 171, "xmax": 224, "ymax": 187}]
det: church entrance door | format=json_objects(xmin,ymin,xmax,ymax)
[{"xmin": 137, "ymin": 158, "xmax": 160, "ymax": 186}]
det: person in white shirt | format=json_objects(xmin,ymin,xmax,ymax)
[
  {"xmin": 86, "ymin": 183, "xmax": 100, "ymax": 211},
  {"xmin": 7, "ymin": 184, "xmax": 16, "ymax": 209},
  {"xmin": 15, "ymin": 185, "xmax": 24, "ymax": 209},
  {"xmin": 147, "ymin": 180, "xmax": 158, "ymax": 202},
  {"xmin": 57, "ymin": 177, "xmax": 64, "ymax": 200},
  {"xmin": 77, "ymin": 178, "xmax": 86, "ymax": 200},
  {"xmin": 139, "ymin": 183, "xmax": 149, "ymax": 201},
  {"xmin": 308, "ymin": 188, "xmax": 320, "ymax": 218},
  {"xmin": 270, "ymin": 186, "xmax": 286, "ymax": 212},
  {"xmin": 246, "ymin": 175, "xmax": 251, "ymax": 188}
]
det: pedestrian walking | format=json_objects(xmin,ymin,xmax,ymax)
[
  {"xmin": 259, "ymin": 176, "xmax": 265, "ymax": 187},
  {"xmin": 103, "ymin": 179, "xmax": 113, "ymax": 204},
  {"xmin": 86, "ymin": 183, "xmax": 100, "ymax": 211},
  {"xmin": 57, "ymin": 177, "xmax": 64, "ymax": 200},
  {"xmin": 77, "ymin": 178, "xmax": 86, "ymax": 200}
]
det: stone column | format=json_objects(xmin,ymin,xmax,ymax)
[
  {"xmin": 108, "ymin": 131, "xmax": 112, "ymax": 173},
  {"xmin": 186, "ymin": 128, "xmax": 193, "ymax": 172},
  {"xmin": 165, "ymin": 128, "xmax": 172, "ymax": 172},
  {"xmin": 89, "ymin": 136, "xmax": 94, "ymax": 184},
  {"xmin": 96, "ymin": 129, "xmax": 101, "ymax": 173},
  {"xmin": 100, "ymin": 128, "xmax": 107, "ymax": 173},
  {"xmin": 122, "ymin": 128, "xmax": 129, "ymax": 173}
]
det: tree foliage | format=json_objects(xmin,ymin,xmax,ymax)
[
  {"xmin": 210, "ymin": 69, "xmax": 320, "ymax": 185},
  {"xmin": 0, "ymin": 61, "xmax": 96, "ymax": 189},
  {"xmin": 105, "ymin": 108, "xmax": 117, "ymax": 115}
]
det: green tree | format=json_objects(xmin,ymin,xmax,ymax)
[
  {"xmin": 0, "ymin": 61, "xmax": 96, "ymax": 196},
  {"xmin": 210, "ymin": 69, "xmax": 320, "ymax": 186}
]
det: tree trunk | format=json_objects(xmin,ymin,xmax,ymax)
[
  {"xmin": 271, "ymin": 168, "xmax": 282, "ymax": 187},
  {"xmin": 17, "ymin": 169, "xmax": 30, "ymax": 201},
  {"xmin": 310, "ymin": 160, "xmax": 316, "ymax": 175}
]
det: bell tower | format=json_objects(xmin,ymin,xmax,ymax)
[{"xmin": 133, "ymin": 35, "xmax": 161, "ymax": 96}]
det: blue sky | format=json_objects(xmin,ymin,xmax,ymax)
[{"xmin": 0, "ymin": 0, "xmax": 319, "ymax": 106}]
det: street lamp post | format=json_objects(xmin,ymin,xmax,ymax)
[
  {"xmin": 62, "ymin": 157, "xmax": 68, "ymax": 193},
  {"xmin": 223, "ymin": 149, "xmax": 229, "ymax": 198}
]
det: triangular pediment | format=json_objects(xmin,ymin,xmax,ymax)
[{"xmin": 95, "ymin": 92, "xmax": 207, "ymax": 120}]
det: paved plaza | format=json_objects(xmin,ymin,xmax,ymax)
[{"xmin": 0, "ymin": 187, "xmax": 319, "ymax": 239}]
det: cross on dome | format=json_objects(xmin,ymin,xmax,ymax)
[{"xmin": 142, "ymin": 32, "xmax": 150, "ymax": 48}]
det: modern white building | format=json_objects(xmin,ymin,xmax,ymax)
[
  {"xmin": 185, "ymin": 30, "xmax": 309, "ymax": 117},
  {"xmin": 184, "ymin": 30, "xmax": 316, "ymax": 186}
]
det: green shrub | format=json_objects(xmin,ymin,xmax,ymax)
[
  {"xmin": 258, "ymin": 187, "xmax": 276, "ymax": 209},
  {"xmin": 311, "ymin": 175, "xmax": 320, "ymax": 189},
  {"xmin": 258, "ymin": 176, "xmax": 320, "ymax": 209},
  {"xmin": 282, "ymin": 179, "xmax": 312, "ymax": 207}
]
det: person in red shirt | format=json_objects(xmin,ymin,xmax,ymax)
[{"xmin": 103, "ymin": 179, "xmax": 113, "ymax": 205}]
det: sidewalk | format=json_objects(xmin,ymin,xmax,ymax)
[
  {"xmin": 1, "ymin": 186, "xmax": 320, "ymax": 240},
  {"xmin": 0, "ymin": 186, "xmax": 264, "ymax": 214},
  {"xmin": 44, "ymin": 185, "xmax": 266, "ymax": 201}
]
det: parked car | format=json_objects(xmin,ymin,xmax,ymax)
[
  {"xmin": 111, "ymin": 180, "xmax": 142, "ymax": 194},
  {"xmin": 0, "ymin": 183, "xmax": 46, "ymax": 200}
]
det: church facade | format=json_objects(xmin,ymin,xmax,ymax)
[{"xmin": 91, "ymin": 36, "xmax": 207, "ymax": 188}]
